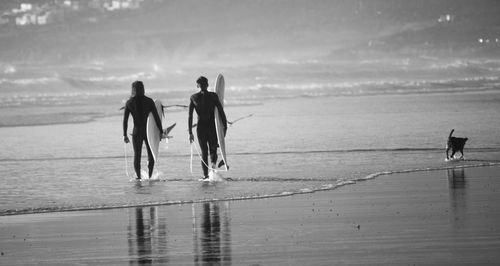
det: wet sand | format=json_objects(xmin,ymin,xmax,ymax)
[{"xmin": 1, "ymin": 165, "xmax": 500, "ymax": 265}]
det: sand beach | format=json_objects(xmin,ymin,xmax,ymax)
[{"xmin": 1, "ymin": 165, "xmax": 499, "ymax": 265}]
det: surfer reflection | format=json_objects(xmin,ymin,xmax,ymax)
[
  {"xmin": 188, "ymin": 76, "xmax": 228, "ymax": 180},
  {"xmin": 447, "ymin": 168, "xmax": 468, "ymax": 231},
  {"xmin": 123, "ymin": 81, "xmax": 163, "ymax": 180},
  {"xmin": 128, "ymin": 207, "xmax": 168, "ymax": 265},
  {"xmin": 192, "ymin": 202, "xmax": 232, "ymax": 265}
]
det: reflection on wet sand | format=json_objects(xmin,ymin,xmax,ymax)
[
  {"xmin": 193, "ymin": 202, "xmax": 232, "ymax": 266},
  {"xmin": 448, "ymin": 168, "xmax": 468, "ymax": 231},
  {"xmin": 128, "ymin": 207, "xmax": 168, "ymax": 265},
  {"xmin": 127, "ymin": 201, "xmax": 232, "ymax": 265}
]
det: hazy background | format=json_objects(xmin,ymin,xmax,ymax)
[
  {"xmin": 1, "ymin": 0, "xmax": 500, "ymax": 126},
  {"xmin": 2, "ymin": 0, "xmax": 499, "ymax": 63}
]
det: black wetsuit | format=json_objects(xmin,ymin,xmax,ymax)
[
  {"xmin": 123, "ymin": 95, "xmax": 162, "ymax": 179},
  {"xmin": 188, "ymin": 90, "xmax": 227, "ymax": 177}
]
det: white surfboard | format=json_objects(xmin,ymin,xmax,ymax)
[
  {"xmin": 212, "ymin": 74, "xmax": 228, "ymax": 171},
  {"xmin": 146, "ymin": 99, "xmax": 164, "ymax": 163}
]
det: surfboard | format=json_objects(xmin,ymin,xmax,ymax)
[
  {"xmin": 212, "ymin": 74, "xmax": 228, "ymax": 171},
  {"xmin": 146, "ymin": 99, "xmax": 164, "ymax": 163}
]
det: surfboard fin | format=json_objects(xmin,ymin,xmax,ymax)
[
  {"xmin": 161, "ymin": 123, "xmax": 176, "ymax": 140},
  {"xmin": 217, "ymin": 160, "xmax": 229, "ymax": 170},
  {"xmin": 165, "ymin": 123, "xmax": 176, "ymax": 135}
]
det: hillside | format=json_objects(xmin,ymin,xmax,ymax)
[{"xmin": 0, "ymin": 0, "xmax": 499, "ymax": 67}]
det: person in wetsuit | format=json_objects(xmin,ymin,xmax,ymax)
[
  {"xmin": 123, "ymin": 81, "xmax": 163, "ymax": 180},
  {"xmin": 188, "ymin": 76, "xmax": 228, "ymax": 179}
]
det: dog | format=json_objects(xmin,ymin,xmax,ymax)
[{"xmin": 446, "ymin": 129, "xmax": 468, "ymax": 160}]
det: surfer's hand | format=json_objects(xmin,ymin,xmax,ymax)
[
  {"xmin": 189, "ymin": 133, "xmax": 194, "ymax": 143},
  {"xmin": 124, "ymin": 136, "xmax": 130, "ymax": 143}
]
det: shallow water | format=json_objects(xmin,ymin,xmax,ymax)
[{"xmin": 1, "ymin": 89, "xmax": 500, "ymax": 215}]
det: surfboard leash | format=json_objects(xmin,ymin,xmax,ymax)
[
  {"xmin": 190, "ymin": 142, "xmax": 217, "ymax": 173},
  {"xmin": 190, "ymin": 143, "xmax": 194, "ymax": 174},
  {"xmin": 190, "ymin": 142, "xmax": 227, "ymax": 175}
]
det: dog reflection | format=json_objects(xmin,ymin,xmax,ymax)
[
  {"xmin": 448, "ymin": 168, "xmax": 466, "ymax": 189},
  {"xmin": 448, "ymin": 168, "xmax": 467, "ymax": 231},
  {"xmin": 193, "ymin": 202, "xmax": 231, "ymax": 266},
  {"xmin": 128, "ymin": 207, "xmax": 168, "ymax": 265}
]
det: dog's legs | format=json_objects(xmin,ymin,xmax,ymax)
[
  {"xmin": 450, "ymin": 150, "xmax": 456, "ymax": 159},
  {"xmin": 446, "ymin": 146, "xmax": 450, "ymax": 160}
]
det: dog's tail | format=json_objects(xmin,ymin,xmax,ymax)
[{"xmin": 448, "ymin": 129, "xmax": 455, "ymax": 139}]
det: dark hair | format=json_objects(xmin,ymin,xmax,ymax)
[
  {"xmin": 196, "ymin": 76, "xmax": 208, "ymax": 87},
  {"xmin": 131, "ymin": 80, "xmax": 144, "ymax": 97}
]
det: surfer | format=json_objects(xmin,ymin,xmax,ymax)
[
  {"xmin": 123, "ymin": 81, "xmax": 163, "ymax": 180},
  {"xmin": 188, "ymin": 76, "xmax": 228, "ymax": 179}
]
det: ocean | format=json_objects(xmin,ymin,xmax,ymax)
[{"xmin": 1, "ymin": 58, "xmax": 500, "ymax": 216}]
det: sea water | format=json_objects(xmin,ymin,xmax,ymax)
[{"xmin": 1, "ymin": 60, "xmax": 500, "ymax": 215}]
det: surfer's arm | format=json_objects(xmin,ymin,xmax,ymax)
[
  {"xmin": 188, "ymin": 100, "xmax": 194, "ymax": 135},
  {"xmin": 188, "ymin": 99, "xmax": 195, "ymax": 143},
  {"xmin": 123, "ymin": 105, "xmax": 130, "ymax": 143}
]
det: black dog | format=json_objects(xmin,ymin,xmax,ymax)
[{"xmin": 446, "ymin": 129, "xmax": 468, "ymax": 160}]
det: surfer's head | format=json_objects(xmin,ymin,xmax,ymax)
[
  {"xmin": 131, "ymin": 80, "xmax": 145, "ymax": 97},
  {"xmin": 196, "ymin": 76, "xmax": 209, "ymax": 90}
]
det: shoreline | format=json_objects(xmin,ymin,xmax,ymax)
[
  {"xmin": 1, "ymin": 162, "xmax": 499, "ymax": 217},
  {"xmin": 1, "ymin": 165, "xmax": 500, "ymax": 265}
]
